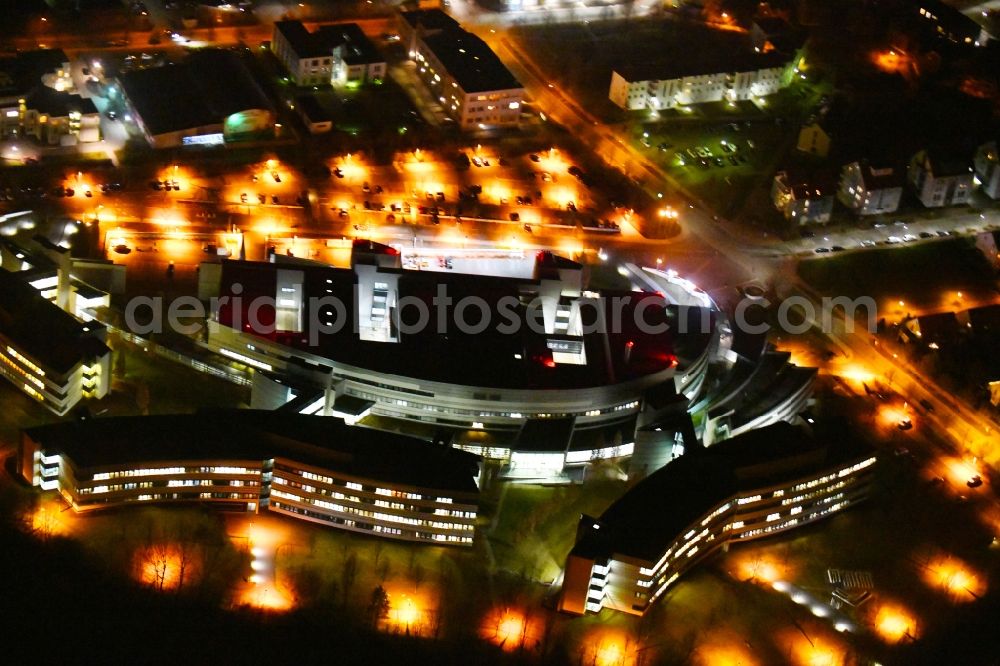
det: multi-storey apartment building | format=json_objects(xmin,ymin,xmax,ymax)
[
  {"xmin": 399, "ymin": 9, "xmax": 523, "ymax": 130},
  {"xmin": 609, "ymin": 52, "xmax": 795, "ymax": 111},
  {"xmin": 0, "ymin": 49, "xmax": 101, "ymax": 145},
  {"xmin": 271, "ymin": 20, "xmax": 386, "ymax": 87},
  {"xmin": 974, "ymin": 140, "xmax": 1000, "ymax": 199},
  {"xmin": 838, "ymin": 161, "xmax": 904, "ymax": 216},
  {"xmin": 20, "ymin": 411, "xmax": 481, "ymax": 546},
  {"xmin": 0, "ymin": 269, "xmax": 110, "ymax": 415},
  {"xmin": 559, "ymin": 422, "xmax": 876, "ymax": 616},
  {"xmin": 908, "ymin": 149, "xmax": 974, "ymax": 207}
]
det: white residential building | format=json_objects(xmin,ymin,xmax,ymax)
[
  {"xmin": 908, "ymin": 149, "xmax": 974, "ymax": 208},
  {"xmin": 609, "ymin": 52, "xmax": 794, "ymax": 111},
  {"xmin": 272, "ymin": 20, "xmax": 386, "ymax": 87},
  {"xmin": 974, "ymin": 140, "xmax": 1000, "ymax": 199},
  {"xmin": 399, "ymin": 10, "xmax": 523, "ymax": 130},
  {"xmin": 838, "ymin": 161, "xmax": 904, "ymax": 216}
]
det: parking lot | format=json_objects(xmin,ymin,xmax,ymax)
[{"xmin": 265, "ymin": 145, "xmax": 629, "ymax": 233}]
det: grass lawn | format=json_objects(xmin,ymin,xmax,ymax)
[
  {"xmin": 511, "ymin": 18, "xmax": 755, "ymax": 124},
  {"xmin": 103, "ymin": 335, "xmax": 250, "ymax": 416},
  {"xmin": 488, "ymin": 476, "xmax": 627, "ymax": 583}
]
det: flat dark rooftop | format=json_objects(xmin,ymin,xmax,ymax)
[
  {"xmin": 216, "ymin": 260, "xmax": 683, "ymax": 391},
  {"xmin": 921, "ymin": 148, "xmax": 973, "ymax": 177},
  {"xmin": 517, "ymin": 417, "xmax": 575, "ymax": 453},
  {"xmin": 400, "ymin": 8, "xmax": 460, "ymax": 33},
  {"xmin": 27, "ymin": 85, "xmax": 97, "ymax": 117},
  {"xmin": 858, "ymin": 163, "xmax": 904, "ymax": 190},
  {"xmin": 616, "ymin": 48, "xmax": 790, "ymax": 83},
  {"xmin": 296, "ymin": 95, "xmax": 332, "ymax": 123},
  {"xmin": 118, "ymin": 49, "xmax": 272, "ymax": 136},
  {"xmin": 275, "ymin": 20, "xmax": 320, "ymax": 58},
  {"xmin": 572, "ymin": 421, "xmax": 873, "ymax": 562},
  {"xmin": 0, "ymin": 49, "xmax": 68, "ymax": 99},
  {"xmin": 421, "ymin": 29, "xmax": 521, "ymax": 93},
  {"xmin": 25, "ymin": 410, "xmax": 481, "ymax": 494},
  {"xmin": 316, "ymin": 23, "xmax": 382, "ymax": 65},
  {"xmin": 277, "ymin": 21, "xmax": 382, "ymax": 64},
  {"xmin": 0, "ymin": 269, "xmax": 108, "ymax": 375}
]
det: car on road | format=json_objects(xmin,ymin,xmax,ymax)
[
  {"xmin": 902, "ymin": 233, "xmax": 918, "ymax": 242},
  {"xmin": 860, "ymin": 239, "xmax": 877, "ymax": 248},
  {"xmin": 967, "ymin": 475, "xmax": 983, "ymax": 488},
  {"xmin": 918, "ymin": 398, "xmax": 935, "ymax": 412},
  {"xmin": 936, "ymin": 230, "xmax": 951, "ymax": 237},
  {"xmin": 831, "ymin": 245, "xmax": 845, "ymax": 252},
  {"xmin": 113, "ymin": 244, "xmax": 131, "ymax": 255},
  {"xmin": 919, "ymin": 231, "xmax": 934, "ymax": 239},
  {"xmin": 814, "ymin": 247, "xmax": 830, "ymax": 253},
  {"xmin": 886, "ymin": 236, "xmax": 902, "ymax": 244},
  {"xmin": 893, "ymin": 220, "xmax": 907, "ymax": 227}
]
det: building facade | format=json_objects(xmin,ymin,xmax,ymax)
[
  {"xmin": 838, "ymin": 161, "xmax": 904, "ymax": 216},
  {"xmin": 272, "ymin": 21, "xmax": 386, "ymax": 87},
  {"xmin": 908, "ymin": 149, "xmax": 974, "ymax": 207},
  {"xmin": 399, "ymin": 10, "xmax": 523, "ymax": 130},
  {"xmin": 974, "ymin": 140, "xmax": 1000, "ymax": 199},
  {"xmin": 0, "ymin": 50, "xmax": 101, "ymax": 146},
  {"xmin": 772, "ymin": 171, "xmax": 835, "ymax": 224},
  {"xmin": 0, "ymin": 269, "xmax": 110, "ymax": 415},
  {"xmin": 195, "ymin": 245, "xmax": 731, "ymax": 481},
  {"xmin": 558, "ymin": 422, "xmax": 876, "ymax": 616},
  {"xmin": 20, "ymin": 412, "xmax": 481, "ymax": 546},
  {"xmin": 609, "ymin": 53, "xmax": 794, "ymax": 111}
]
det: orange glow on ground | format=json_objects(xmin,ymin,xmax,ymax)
[
  {"xmin": 157, "ymin": 165, "xmax": 194, "ymax": 193},
  {"xmin": 336, "ymin": 153, "xmax": 368, "ymax": 181},
  {"xmin": 730, "ymin": 551, "xmax": 796, "ymax": 584},
  {"xmin": 380, "ymin": 585, "xmax": 436, "ymax": 637},
  {"xmin": 877, "ymin": 404, "xmax": 911, "ymax": 429},
  {"xmin": 136, "ymin": 544, "xmax": 192, "ymax": 591},
  {"xmin": 386, "ymin": 594, "xmax": 424, "ymax": 635},
  {"xmin": 694, "ymin": 642, "xmax": 760, "ymax": 666},
  {"xmin": 922, "ymin": 556, "xmax": 986, "ymax": 600},
  {"xmin": 481, "ymin": 608, "xmax": 539, "ymax": 652},
  {"xmin": 778, "ymin": 628, "xmax": 845, "ymax": 666},
  {"xmin": 940, "ymin": 457, "xmax": 983, "ymax": 489},
  {"xmin": 581, "ymin": 630, "xmax": 638, "ymax": 666},
  {"xmin": 28, "ymin": 500, "xmax": 75, "ymax": 538},
  {"xmin": 835, "ymin": 363, "xmax": 875, "ymax": 388},
  {"xmin": 872, "ymin": 603, "xmax": 918, "ymax": 643},
  {"xmin": 547, "ymin": 185, "xmax": 577, "ymax": 207},
  {"xmin": 872, "ymin": 49, "xmax": 912, "ymax": 75},
  {"xmin": 237, "ymin": 583, "xmax": 296, "ymax": 612},
  {"xmin": 536, "ymin": 147, "xmax": 568, "ymax": 174}
]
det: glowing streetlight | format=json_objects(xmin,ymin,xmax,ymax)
[{"xmin": 873, "ymin": 603, "xmax": 918, "ymax": 643}]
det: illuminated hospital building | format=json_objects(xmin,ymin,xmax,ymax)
[
  {"xmin": 20, "ymin": 411, "xmax": 481, "ymax": 546},
  {"xmin": 0, "ymin": 245, "xmax": 111, "ymax": 416},
  {"xmin": 198, "ymin": 240, "xmax": 815, "ymax": 483},
  {"xmin": 558, "ymin": 421, "xmax": 876, "ymax": 616}
]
